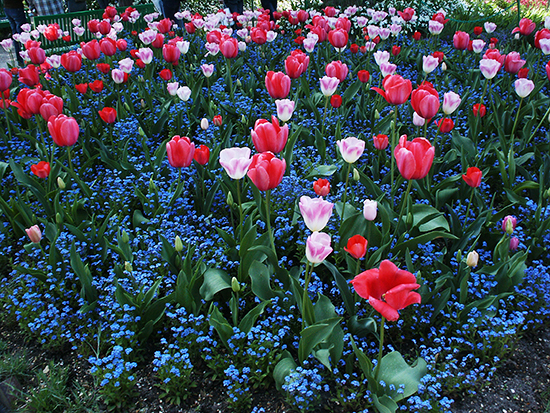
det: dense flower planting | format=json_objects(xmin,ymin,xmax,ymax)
[{"xmin": 0, "ymin": 4, "xmax": 550, "ymax": 412}]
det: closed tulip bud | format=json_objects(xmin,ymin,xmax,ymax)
[
  {"xmin": 141, "ymin": 99, "xmax": 146, "ymax": 108},
  {"xmin": 363, "ymin": 199, "xmax": 377, "ymax": 221},
  {"xmin": 25, "ymin": 225, "xmax": 42, "ymax": 243},
  {"xmin": 56, "ymin": 213, "xmax": 63, "ymax": 225},
  {"xmin": 227, "ymin": 191, "xmax": 234, "ymax": 207},
  {"xmin": 456, "ymin": 250, "xmax": 462, "ymax": 262},
  {"xmin": 121, "ymin": 230, "xmax": 130, "ymax": 244},
  {"xmin": 353, "ymin": 168, "xmax": 360, "ymax": 181},
  {"xmin": 125, "ymin": 261, "xmax": 133, "ymax": 273},
  {"xmin": 213, "ymin": 115, "xmax": 223, "ymax": 126},
  {"xmin": 502, "ymin": 215, "xmax": 517, "ymax": 234},
  {"xmin": 139, "ymin": 127, "xmax": 146, "ymax": 136},
  {"xmin": 236, "ymin": 79, "xmax": 242, "ymax": 87},
  {"xmin": 201, "ymin": 118, "xmax": 209, "ymax": 130},
  {"xmin": 174, "ymin": 235, "xmax": 183, "ymax": 252},
  {"xmin": 374, "ymin": 109, "xmax": 380, "ymax": 119},
  {"xmin": 231, "ymin": 277, "xmax": 240, "ymax": 293},
  {"xmin": 466, "ymin": 251, "xmax": 479, "ymax": 267},
  {"xmin": 441, "ymin": 62, "xmax": 447, "ymax": 71},
  {"xmin": 407, "ymin": 212, "xmax": 414, "ymax": 225},
  {"xmin": 149, "ymin": 178, "xmax": 157, "ymax": 192},
  {"xmin": 57, "ymin": 176, "xmax": 66, "ymax": 189}
]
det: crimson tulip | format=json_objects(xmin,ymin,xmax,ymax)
[
  {"xmin": 87, "ymin": 19, "xmax": 99, "ymax": 33},
  {"xmin": 358, "ymin": 70, "xmax": 370, "ymax": 83},
  {"xmin": 313, "ymin": 178, "xmax": 330, "ymax": 196},
  {"xmin": 213, "ymin": 115, "xmax": 223, "ymax": 126},
  {"xmin": 98, "ymin": 20, "xmax": 111, "ymax": 35},
  {"xmin": 159, "ymin": 69, "xmax": 172, "ymax": 81},
  {"xmin": 18, "ymin": 65, "xmax": 40, "ymax": 87},
  {"xmin": 89, "ymin": 80, "xmax": 104, "ymax": 93},
  {"xmin": 98, "ymin": 107, "xmax": 117, "ymax": 123},
  {"xmin": 220, "ymin": 37, "xmax": 238, "ymax": 59},
  {"xmin": 75, "ymin": 83, "xmax": 88, "ymax": 94},
  {"xmin": 344, "ymin": 235, "xmax": 368, "ymax": 259},
  {"xmin": 504, "ymin": 52, "xmax": 525, "ymax": 74},
  {"xmin": 328, "ymin": 28, "xmax": 348, "ymax": 49},
  {"xmin": 373, "ymin": 134, "xmax": 389, "ymax": 150},
  {"xmin": 28, "ymin": 47, "xmax": 46, "ymax": 65},
  {"xmin": 247, "ymin": 152, "xmax": 286, "ymax": 191},
  {"xmin": 116, "ymin": 39, "xmax": 127, "ymax": 52},
  {"xmin": 394, "ymin": 135, "xmax": 434, "ymax": 180},
  {"xmin": 462, "ymin": 167, "xmax": 482, "ymax": 188},
  {"xmin": 82, "ymin": 40, "xmax": 101, "ymax": 60},
  {"xmin": 330, "ymin": 94, "xmax": 342, "ymax": 108},
  {"xmin": 398, "ymin": 7, "xmax": 415, "ymax": 21},
  {"xmin": 512, "ymin": 18, "xmax": 536, "ymax": 36},
  {"xmin": 157, "ymin": 18, "xmax": 172, "ymax": 34},
  {"xmin": 166, "ymin": 135, "xmax": 195, "ymax": 168},
  {"xmin": 473, "ymin": 103, "xmax": 487, "ymax": 117},
  {"xmin": 436, "ymin": 118, "xmax": 454, "ymax": 133},
  {"xmin": 162, "ymin": 44, "xmax": 180, "ymax": 64},
  {"xmin": 194, "ymin": 145, "xmax": 210, "ymax": 165},
  {"xmin": 325, "ymin": 60, "xmax": 348, "ymax": 83},
  {"xmin": 61, "ymin": 51, "xmax": 82, "ymax": 72},
  {"xmin": 371, "ymin": 74, "xmax": 412, "ymax": 105},
  {"xmin": 411, "ymin": 82, "xmax": 440, "ymax": 121},
  {"xmin": 100, "ymin": 38, "xmax": 117, "ymax": 56},
  {"xmin": 48, "ymin": 114, "xmax": 79, "ymax": 147},
  {"xmin": 350, "ymin": 260, "xmax": 421, "ymax": 321},
  {"xmin": 0, "ymin": 69, "xmax": 12, "ymax": 92},
  {"xmin": 453, "ymin": 31, "xmax": 470, "ymax": 49},
  {"xmin": 31, "ymin": 161, "xmax": 50, "ymax": 178},
  {"xmin": 251, "ymin": 28, "xmax": 267, "ymax": 45},
  {"xmin": 265, "ymin": 71, "xmax": 291, "ymax": 99},
  {"xmin": 96, "ymin": 63, "xmax": 111, "ymax": 74},
  {"xmin": 392, "ymin": 45, "xmax": 401, "ymax": 56},
  {"xmin": 285, "ymin": 50, "xmax": 309, "ymax": 79},
  {"xmin": 251, "ymin": 116, "xmax": 289, "ymax": 154},
  {"xmin": 44, "ymin": 24, "xmax": 59, "ymax": 41}
]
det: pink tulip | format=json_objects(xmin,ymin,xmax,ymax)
[
  {"xmin": 453, "ymin": 31, "xmax": 470, "ymax": 50},
  {"xmin": 48, "ymin": 114, "xmax": 79, "ymax": 147},
  {"xmin": 305, "ymin": 231, "xmax": 332, "ymax": 264},
  {"xmin": 219, "ymin": 147, "xmax": 253, "ymax": 180},
  {"xmin": 320, "ymin": 76, "xmax": 339, "ymax": 97},
  {"xmin": 422, "ymin": 55, "xmax": 439, "ymax": 74},
  {"xmin": 201, "ymin": 63, "xmax": 214, "ymax": 78},
  {"xmin": 118, "ymin": 58, "xmax": 133, "ymax": 74},
  {"xmin": 379, "ymin": 62, "xmax": 397, "ymax": 77},
  {"xmin": 442, "ymin": 91, "xmax": 461, "ymax": 115},
  {"xmin": 363, "ymin": 199, "xmax": 377, "ymax": 221},
  {"xmin": 275, "ymin": 99, "xmax": 295, "ymax": 122},
  {"xmin": 265, "ymin": 71, "xmax": 291, "ymax": 99},
  {"xmin": 251, "ymin": 116, "xmax": 289, "ymax": 154},
  {"xmin": 504, "ymin": 52, "xmax": 525, "ymax": 74},
  {"xmin": 325, "ymin": 60, "xmax": 348, "ymax": 83},
  {"xmin": 479, "ymin": 58, "xmax": 500, "ymax": 79},
  {"xmin": 299, "ymin": 196, "xmax": 334, "ymax": 232},
  {"xmin": 337, "ymin": 137, "xmax": 365, "ymax": 163},
  {"xmin": 247, "ymin": 152, "xmax": 286, "ymax": 191},
  {"xmin": 136, "ymin": 48, "xmax": 153, "ymax": 64},
  {"xmin": 167, "ymin": 82, "xmax": 179, "ymax": 96},
  {"xmin": 393, "ymin": 135, "xmax": 434, "ymax": 180},
  {"xmin": 166, "ymin": 135, "xmax": 195, "ymax": 168},
  {"xmin": 512, "ymin": 18, "xmax": 536, "ymax": 36},
  {"xmin": 514, "ymin": 79, "xmax": 535, "ymax": 98},
  {"xmin": 413, "ymin": 112, "xmax": 426, "ymax": 127},
  {"xmin": 471, "ymin": 39, "xmax": 486, "ymax": 53},
  {"xmin": 111, "ymin": 69, "xmax": 125, "ymax": 84},
  {"xmin": 25, "ymin": 225, "xmax": 42, "ymax": 243}
]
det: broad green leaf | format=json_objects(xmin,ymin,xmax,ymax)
[
  {"xmin": 200, "ymin": 268, "xmax": 231, "ymax": 301},
  {"xmin": 377, "ymin": 351, "xmax": 427, "ymax": 401}
]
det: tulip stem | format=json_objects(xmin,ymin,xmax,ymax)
[
  {"xmin": 374, "ymin": 316, "xmax": 386, "ymax": 381},
  {"xmin": 67, "ymin": 146, "xmax": 73, "ymax": 172},
  {"xmin": 265, "ymin": 190, "xmax": 277, "ymax": 262},
  {"xmin": 464, "ymin": 188, "xmax": 475, "ymax": 223},
  {"xmin": 321, "ymin": 96, "xmax": 329, "ymax": 137},
  {"xmin": 237, "ymin": 180, "xmax": 243, "ymax": 242},
  {"xmin": 391, "ymin": 179, "xmax": 413, "ymax": 247},
  {"xmin": 341, "ymin": 162, "xmax": 352, "ymax": 222},
  {"xmin": 1, "ymin": 96, "xmax": 12, "ymax": 145},
  {"xmin": 302, "ymin": 261, "xmax": 313, "ymax": 330},
  {"xmin": 390, "ymin": 108, "xmax": 398, "ymax": 206},
  {"xmin": 526, "ymin": 104, "xmax": 550, "ymax": 147},
  {"xmin": 510, "ymin": 98, "xmax": 523, "ymax": 148}
]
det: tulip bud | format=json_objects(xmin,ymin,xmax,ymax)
[
  {"xmin": 441, "ymin": 62, "xmax": 447, "ymax": 71},
  {"xmin": 141, "ymin": 99, "xmax": 146, "ymax": 108},
  {"xmin": 57, "ymin": 176, "xmax": 66, "ymax": 189},
  {"xmin": 407, "ymin": 212, "xmax": 414, "ymax": 226},
  {"xmin": 25, "ymin": 225, "xmax": 42, "ymax": 243},
  {"xmin": 363, "ymin": 199, "xmax": 377, "ymax": 221},
  {"xmin": 231, "ymin": 276, "xmax": 240, "ymax": 293},
  {"xmin": 545, "ymin": 188, "xmax": 550, "ymax": 198},
  {"xmin": 174, "ymin": 235, "xmax": 183, "ymax": 252},
  {"xmin": 241, "ymin": 115, "xmax": 246, "ymax": 123},
  {"xmin": 466, "ymin": 251, "xmax": 479, "ymax": 267},
  {"xmin": 374, "ymin": 109, "xmax": 380, "ymax": 119},
  {"xmin": 125, "ymin": 261, "xmax": 133, "ymax": 272},
  {"xmin": 149, "ymin": 178, "xmax": 157, "ymax": 192},
  {"xmin": 56, "ymin": 213, "xmax": 63, "ymax": 224},
  {"xmin": 139, "ymin": 127, "xmax": 146, "ymax": 136},
  {"xmin": 227, "ymin": 191, "xmax": 234, "ymax": 207},
  {"xmin": 236, "ymin": 79, "xmax": 242, "ymax": 87},
  {"xmin": 121, "ymin": 230, "xmax": 129, "ymax": 244},
  {"xmin": 200, "ymin": 118, "xmax": 209, "ymax": 130},
  {"xmin": 505, "ymin": 219, "xmax": 514, "ymax": 235},
  {"xmin": 353, "ymin": 168, "xmax": 360, "ymax": 181},
  {"xmin": 124, "ymin": 102, "xmax": 130, "ymax": 111},
  {"xmin": 138, "ymin": 75, "xmax": 145, "ymax": 82},
  {"xmin": 509, "ymin": 237, "xmax": 519, "ymax": 251},
  {"xmin": 456, "ymin": 249, "xmax": 462, "ymax": 262}
]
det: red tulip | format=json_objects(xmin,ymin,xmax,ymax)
[
  {"xmin": 82, "ymin": 40, "xmax": 101, "ymax": 60},
  {"xmin": 410, "ymin": 82, "xmax": 440, "ymax": 121},
  {"xmin": 116, "ymin": 39, "xmax": 127, "ymax": 51},
  {"xmin": 18, "ymin": 65, "xmax": 40, "ymax": 87},
  {"xmin": 39, "ymin": 93, "xmax": 63, "ymax": 121},
  {"xmin": 0, "ymin": 69, "xmax": 12, "ymax": 92},
  {"xmin": 518, "ymin": 68, "xmax": 529, "ymax": 78},
  {"xmin": 344, "ymin": 234, "xmax": 368, "ymax": 259},
  {"xmin": 159, "ymin": 69, "xmax": 172, "ymax": 81},
  {"xmin": 247, "ymin": 151, "xmax": 286, "ymax": 191},
  {"xmin": 166, "ymin": 135, "xmax": 195, "ymax": 168},
  {"xmin": 96, "ymin": 63, "xmax": 111, "ymax": 74},
  {"xmin": 504, "ymin": 52, "xmax": 525, "ymax": 74},
  {"xmin": 193, "ymin": 145, "xmax": 210, "ymax": 165},
  {"xmin": 61, "ymin": 51, "xmax": 82, "ymax": 72},
  {"xmin": 398, "ymin": 7, "xmax": 415, "ymax": 22},
  {"xmin": 28, "ymin": 47, "xmax": 46, "ymax": 65},
  {"xmin": 462, "ymin": 167, "xmax": 482, "ymax": 188},
  {"xmin": 251, "ymin": 27, "xmax": 267, "ymax": 45},
  {"xmin": 350, "ymin": 43, "xmax": 359, "ymax": 54},
  {"xmin": 285, "ymin": 50, "xmax": 309, "ymax": 79},
  {"xmin": 373, "ymin": 134, "xmax": 389, "ymax": 150},
  {"xmin": 412, "ymin": 31, "xmax": 421, "ymax": 41},
  {"xmin": 324, "ymin": 6, "xmax": 336, "ymax": 17},
  {"xmin": 325, "ymin": 60, "xmax": 348, "ymax": 83},
  {"xmin": 358, "ymin": 70, "xmax": 370, "ymax": 83},
  {"xmin": 162, "ymin": 43, "xmax": 180, "ymax": 64},
  {"xmin": 436, "ymin": 118, "xmax": 454, "ymax": 133},
  {"xmin": 472, "ymin": 103, "xmax": 486, "ymax": 118},
  {"xmin": 394, "ymin": 135, "xmax": 434, "ymax": 180},
  {"xmin": 98, "ymin": 20, "xmax": 111, "ymax": 35},
  {"xmin": 75, "ymin": 83, "xmax": 88, "ymax": 94},
  {"xmin": 89, "ymin": 80, "xmax": 104, "ymax": 93},
  {"xmin": 535, "ymin": 28, "xmax": 550, "ymax": 48},
  {"xmin": 88, "ymin": 19, "xmax": 99, "ymax": 33},
  {"xmin": 453, "ymin": 31, "xmax": 470, "ymax": 50},
  {"xmin": 512, "ymin": 18, "xmax": 536, "ymax": 36},
  {"xmin": 44, "ymin": 24, "xmax": 59, "ymax": 41},
  {"xmin": 432, "ymin": 12, "xmax": 449, "ymax": 25},
  {"xmin": 313, "ymin": 178, "xmax": 330, "ymax": 196},
  {"xmin": 151, "ymin": 33, "xmax": 164, "ymax": 49},
  {"xmin": 265, "ymin": 71, "xmax": 291, "ymax": 99},
  {"xmin": 473, "ymin": 26, "xmax": 483, "ymax": 36},
  {"xmin": 100, "ymin": 38, "xmax": 117, "ymax": 56},
  {"xmin": 432, "ymin": 51, "xmax": 445, "ymax": 63},
  {"xmin": 48, "ymin": 114, "xmax": 79, "ymax": 147},
  {"xmin": 157, "ymin": 18, "xmax": 172, "ymax": 34},
  {"xmin": 251, "ymin": 115, "xmax": 289, "ymax": 154},
  {"xmin": 31, "ymin": 161, "xmax": 50, "ymax": 178},
  {"xmin": 392, "ymin": 45, "xmax": 401, "ymax": 56},
  {"xmin": 350, "ymin": 260, "xmax": 421, "ymax": 321},
  {"xmin": 330, "ymin": 94, "xmax": 342, "ymax": 108},
  {"xmin": 98, "ymin": 107, "xmax": 117, "ymax": 123},
  {"xmin": 213, "ymin": 115, "xmax": 223, "ymax": 126},
  {"xmin": 371, "ymin": 74, "xmax": 412, "ymax": 105},
  {"xmin": 12, "ymin": 88, "xmax": 44, "ymax": 117},
  {"xmin": 185, "ymin": 22, "xmax": 196, "ymax": 34},
  {"xmin": 328, "ymin": 28, "xmax": 348, "ymax": 49},
  {"xmin": 220, "ymin": 37, "xmax": 238, "ymax": 59}
]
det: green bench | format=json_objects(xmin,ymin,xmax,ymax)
[
  {"xmin": 31, "ymin": 3, "xmax": 155, "ymax": 50},
  {"xmin": 0, "ymin": 6, "xmax": 12, "ymax": 30}
]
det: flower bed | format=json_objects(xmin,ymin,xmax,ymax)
[{"xmin": 0, "ymin": 4, "xmax": 549, "ymax": 412}]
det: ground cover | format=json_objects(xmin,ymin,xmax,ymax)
[{"xmin": 0, "ymin": 3, "xmax": 549, "ymax": 412}]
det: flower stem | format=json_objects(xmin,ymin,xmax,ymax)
[
  {"xmin": 374, "ymin": 316, "xmax": 386, "ymax": 381},
  {"xmin": 341, "ymin": 162, "xmax": 352, "ymax": 222},
  {"xmin": 302, "ymin": 260, "xmax": 313, "ymax": 330},
  {"xmin": 237, "ymin": 180, "xmax": 244, "ymax": 242},
  {"xmin": 391, "ymin": 179, "xmax": 413, "ymax": 246},
  {"xmin": 1, "ymin": 96, "xmax": 12, "ymax": 145},
  {"xmin": 265, "ymin": 190, "xmax": 277, "ymax": 261},
  {"xmin": 464, "ymin": 188, "xmax": 475, "ymax": 223},
  {"xmin": 390, "ymin": 108, "xmax": 398, "ymax": 206},
  {"xmin": 526, "ymin": 104, "xmax": 550, "ymax": 146},
  {"xmin": 510, "ymin": 98, "xmax": 523, "ymax": 148}
]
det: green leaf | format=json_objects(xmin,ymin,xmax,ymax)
[
  {"xmin": 132, "ymin": 210, "xmax": 150, "ymax": 228},
  {"xmin": 377, "ymin": 351, "xmax": 427, "ymax": 402},
  {"xmin": 323, "ymin": 261, "xmax": 355, "ymax": 316},
  {"xmin": 200, "ymin": 268, "xmax": 231, "ymax": 301},
  {"xmin": 372, "ymin": 394, "xmax": 398, "ymax": 413},
  {"xmin": 238, "ymin": 300, "xmax": 270, "ymax": 334},
  {"xmin": 298, "ymin": 317, "xmax": 342, "ymax": 364},
  {"xmin": 249, "ymin": 260, "xmax": 277, "ymax": 301},
  {"xmin": 273, "ymin": 351, "xmax": 297, "ymax": 391},
  {"xmin": 208, "ymin": 304, "xmax": 234, "ymax": 347},
  {"xmin": 411, "ymin": 204, "xmax": 450, "ymax": 232}
]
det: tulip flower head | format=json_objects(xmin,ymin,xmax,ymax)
[
  {"xmin": 313, "ymin": 178, "xmax": 330, "ymax": 196},
  {"xmin": 442, "ymin": 91, "xmax": 461, "ymax": 115},
  {"xmin": 473, "ymin": 103, "xmax": 487, "ymax": 117},
  {"xmin": 265, "ymin": 71, "xmax": 291, "ymax": 99},
  {"xmin": 344, "ymin": 234, "xmax": 368, "ymax": 259},
  {"xmin": 98, "ymin": 107, "xmax": 117, "ymax": 124},
  {"xmin": 502, "ymin": 215, "xmax": 517, "ymax": 234},
  {"xmin": 394, "ymin": 135, "xmax": 434, "ymax": 180},
  {"xmin": 305, "ymin": 231, "xmax": 333, "ymax": 264},
  {"xmin": 247, "ymin": 151, "xmax": 286, "ymax": 191},
  {"xmin": 514, "ymin": 79, "xmax": 535, "ymax": 98},
  {"xmin": 350, "ymin": 260, "xmax": 421, "ymax": 321},
  {"xmin": 462, "ymin": 167, "xmax": 482, "ymax": 188},
  {"xmin": 466, "ymin": 251, "xmax": 479, "ymax": 267},
  {"xmin": 422, "ymin": 55, "xmax": 439, "ymax": 74},
  {"xmin": 320, "ymin": 76, "xmax": 339, "ymax": 97},
  {"xmin": 479, "ymin": 58, "xmax": 501, "ymax": 79},
  {"xmin": 48, "ymin": 114, "xmax": 79, "ymax": 147},
  {"xmin": 220, "ymin": 147, "xmax": 253, "ymax": 180},
  {"xmin": 251, "ymin": 116, "xmax": 289, "ymax": 154},
  {"xmin": 25, "ymin": 225, "xmax": 42, "ymax": 243},
  {"xmin": 371, "ymin": 74, "xmax": 412, "ymax": 105},
  {"xmin": 337, "ymin": 137, "xmax": 365, "ymax": 163},
  {"xmin": 166, "ymin": 135, "xmax": 195, "ymax": 168},
  {"xmin": 31, "ymin": 161, "xmax": 50, "ymax": 178},
  {"xmin": 363, "ymin": 199, "xmax": 378, "ymax": 221},
  {"xmin": 275, "ymin": 99, "xmax": 295, "ymax": 123},
  {"xmin": 299, "ymin": 195, "xmax": 334, "ymax": 232},
  {"xmin": 194, "ymin": 145, "xmax": 210, "ymax": 165}
]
